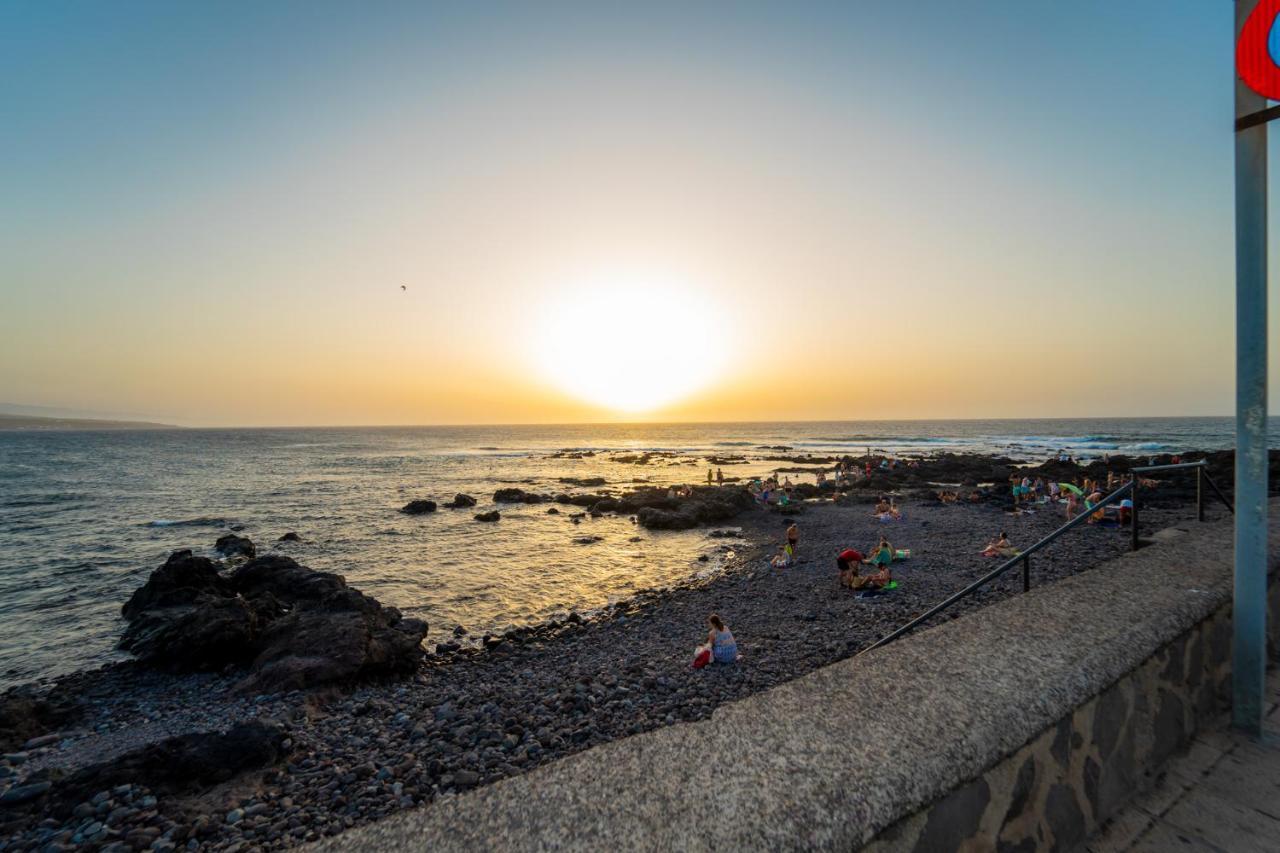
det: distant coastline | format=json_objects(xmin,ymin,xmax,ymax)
[{"xmin": 0, "ymin": 413, "xmax": 179, "ymax": 431}]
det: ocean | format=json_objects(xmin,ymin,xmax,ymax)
[{"xmin": 0, "ymin": 417, "xmax": 1260, "ymax": 689}]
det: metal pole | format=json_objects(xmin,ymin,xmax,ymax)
[{"xmin": 1234, "ymin": 0, "xmax": 1269, "ymax": 736}]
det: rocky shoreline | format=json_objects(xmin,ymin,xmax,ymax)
[{"xmin": 0, "ymin": 450, "xmax": 1257, "ymax": 851}]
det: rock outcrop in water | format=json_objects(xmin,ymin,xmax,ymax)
[
  {"xmin": 619, "ymin": 486, "xmax": 758, "ymax": 530},
  {"xmin": 119, "ymin": 551, "xmax": 428, "ymax": 692},
  {"xmin": 444, "ymin": 493, "xmax": 476, "ymax": 508},
  {"xmin": 474, "ymin": 510, "xmax": 501, "ymax": 522},
  {"xmin": 213, "ymin": 533, "xmax": 256, "ymax": 559},
  {"xmin": 400, "ymin": 499, "xmax": 437, "ymax": 515},
  {"xmin": 493, "ymin": 488, "xmax": 544, "ymax": 504}
]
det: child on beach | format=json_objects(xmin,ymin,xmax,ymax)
[{"xmin": 785, "ymin": 521, "xmax": 799, "ymax": 558}]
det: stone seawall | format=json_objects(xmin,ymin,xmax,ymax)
[
  {"xmin": 865, "ymin": 556, "xmax": 1280, "ymax": 851},
  {"xmin": 316, "ymin": 506, "xmax": 1279, "ymax": 852}
]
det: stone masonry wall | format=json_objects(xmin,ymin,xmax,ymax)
[{"xmin": 864, "ymin": 572, "xmax": 1280, "ymax": 853}]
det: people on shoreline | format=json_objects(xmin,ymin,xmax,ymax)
[
  {"xmin": 716, "ymin": 467, "xmax": 724, "ymax": 484},
  {"xmin": 693, "ymin": 614, "xmax": 738, "ymax": 667},
  {"xmin": 707, "ymin": 467, "xmax": 713, "ymax": 486}
]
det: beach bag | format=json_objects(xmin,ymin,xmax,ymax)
[{"xmin": 692, "ymin": 647, "xmax": 712, "ymax": 669}]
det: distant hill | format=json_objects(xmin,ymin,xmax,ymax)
[{"xmin": 0, "ymin": 413, "xmax": 179, "ymax": 431}]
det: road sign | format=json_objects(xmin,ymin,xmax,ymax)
[{"xmin": 1238, "ymin": 0, "xmax": 1280, "ymax": 99}]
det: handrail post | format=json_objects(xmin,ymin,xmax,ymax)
[
  {"xmin": 1197, "ymin": 466, "xmax": 1205, "ymax": 522},
  {"xmin": 1022, "ymin": 554, "xmax": 1030, "ymax": 593},
  {"xmin": 1130, "ymin": 476, "xmax": 1140, "ymax": 551}
]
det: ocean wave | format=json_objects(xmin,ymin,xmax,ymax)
[
  {"xmin": 144, "ymin": 517, "xmax": 227, "ymax": 528},
  {"xmin": 799, "ymin": 437, "xmax": 958, "ymax": 446},
  {"xmin": 1, "ymin": 493, "xmax": 83, "ymax": 508},
  {"xmin": 712, "ymin": 441, "xmax": 753, "ymax": 447}
]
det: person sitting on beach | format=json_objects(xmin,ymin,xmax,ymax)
[
  {"xmin": 1065, "ymin": 491, "xmax": 1080, "ymax": 519},
  {"xmin": 1048, "ymin": 480, "xmax": 1060, "ymax": 501},
  {"xmin": 704, "ymin": 614, "xmax": 738, "ymax": 663},
  {"xmin": 872, "ymin": 497, "xmax": 900, "ymax": 520},
  {"xmin": 848, "ymin": 558, "xmax": 891, "ymax": 591},
  {"xmin": 981, "ymin": 531, "xmax": 1017, "ymax": 558},
  {"xmin": 865, "ymin": 536, "xmax": 895, "ymax": 567},
  {"xmin": 836, "ymin": 548, "xmax": 863, "ymax": 588}
]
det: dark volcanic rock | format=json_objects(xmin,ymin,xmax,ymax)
[
  {"xmin": 630, "ymin": 486, "xmax": 757, "ymax": 530},
  {"xmin": 55, "ymin": 721, "xmax": 289, "ymax": 804},
  {"xmin": 0, "ymin": 690, "xmax": 75, "ymax": 753},
  {"xmin": 214, "ymin": 533, "xmax": 256, "ymax": 559},
  {"xmin": 444, "ymin": 493, "xmax": 477, "ymax": 508},
  {"xmin": 401, "ymin": 499, "xmax": 438, "ymax": 515},
  {"xmin": 118, "ymin": 552, "xmax": 427, "ymax": 692},
  {"xmin": 277, "ymin": 531, "xmax": 302, "ymax": 542},
  {"xmin": 474, "ymin": 510, "xmax": 501, "ymax": 522},
  {"xmin": 558, "ymin": 477, "xmax": 606, "ymax": 488},
  {"xmin": 493, "ymin": 488, "xmax": 544, "ymax": 504}
]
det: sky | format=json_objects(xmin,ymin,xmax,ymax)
[{"xmin": 0, "ymin": 1, "xmax": 1271, "ymax": 426}]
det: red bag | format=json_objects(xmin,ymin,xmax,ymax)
[{"xmin": 692, "ymin": 647, "xmax": 712, "ymax": 669}]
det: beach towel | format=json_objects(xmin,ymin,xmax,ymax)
[
  {"xmin": 856, "ymin": 580, "xmax": 898, "ymax": 599},
  {"xmin": 692, "ymin": 647, "xmax": 712, "ymax": 669}
]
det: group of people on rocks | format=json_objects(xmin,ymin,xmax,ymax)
[{"xmin": 748, "ymin": 474, "xmax": 797, "ymax": 506}]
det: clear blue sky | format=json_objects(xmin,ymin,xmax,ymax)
[{"xmin": 0, "ymin": 2, "xmax": 1271, "ymax": 425}]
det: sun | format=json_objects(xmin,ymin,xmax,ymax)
[{"xmin": 532, "ymin": 275, "xmax": 728, "ymax": 413}]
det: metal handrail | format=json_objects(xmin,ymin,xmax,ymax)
[{"xmin": 859, "ymin": 458, "xmax": 1235, "ymax": 655}]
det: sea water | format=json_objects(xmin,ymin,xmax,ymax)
[{"xmin": 0, "ymin": 417, "xmax": 1261, "ymax": 688}]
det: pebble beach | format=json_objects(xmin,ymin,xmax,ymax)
[{"xmin": 0, "ymin": 449, "xmax": 1226, "ymax": 852}]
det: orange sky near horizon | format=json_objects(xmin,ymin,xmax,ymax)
[{"xmin": 1, "ymin": 3, "xmax": 1273, "ymax": 427}]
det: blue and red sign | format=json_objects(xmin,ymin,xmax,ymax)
[{"xmin": 1238, "ymin": 0, "xmax": 1280, "ymax": 100}]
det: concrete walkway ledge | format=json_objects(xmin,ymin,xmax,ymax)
[{"xmin": 316, "ymin": 506, "xmax": 1280, "ymax": 852}]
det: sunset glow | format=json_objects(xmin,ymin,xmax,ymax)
[{"xmin": 533, "ymin": 277, "xmax": 728, "ymax": 413}]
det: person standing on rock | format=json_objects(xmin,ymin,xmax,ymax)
[
  {"xmin": 707, "ymin": 467, "xmax": 714, "ymax": 486},
  {"xmin": 716, "ymin": 467, "xmax": 724, "ymax": 484}
]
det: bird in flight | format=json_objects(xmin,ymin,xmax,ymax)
[{"xmin": 400, "ymin": 285, "xmax": 407, "ymax": 291}]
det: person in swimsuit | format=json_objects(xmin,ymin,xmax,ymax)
[
  {"xmin": 981, "ymin": 531, "xmax": 1017, "ymax": 557},
  {"xmin": 785, "ymin": 521, "xmax": 799, "ymax": 557},
  {"xmin": 865, "ymin": 536, "xmax": 894, "ymax": 567}
]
